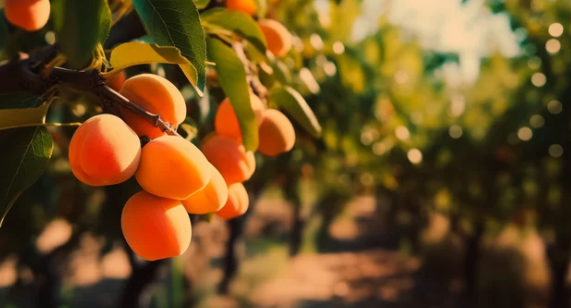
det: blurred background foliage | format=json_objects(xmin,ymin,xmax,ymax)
[{"xmin": 5, "ymin": 0, "xmax": 571, "ymax": 307}]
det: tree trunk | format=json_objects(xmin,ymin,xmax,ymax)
[
  {"xmin": 547, "ymin": 233, "xmax": 571, "ymax": 308},
  {"xmin": 217, "ymin": 183, "xmax": 265, "ymax": 294},
  {"xmin": 217, "ymin": 217, "xmax": 243, "ymax": 294},
  {"xmin": 36, "ymin": 252, "xmax": 63, "ymax": 308},
  {"xmin": 462, "ymin": 220, "xmax": 484, "ymax": 307},
  {"xmin": 289, "ymin": 204, "xmax": 304, "ymax": 256},
  {"xmin": 118, "ymin": 249, "xmax": 167, "ymax": 308}
]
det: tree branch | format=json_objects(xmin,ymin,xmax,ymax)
[{"xmin": 0, "ymin": 47, "xmax": 179, "ymax": 136}]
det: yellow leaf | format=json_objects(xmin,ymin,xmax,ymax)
[
  {"xmin": 0, "ymin": 104, "xmax": 51, "ymax": 131},
  {"xmin": 104, "ymin": 42, "xmax": 203, "ymax": 96}
]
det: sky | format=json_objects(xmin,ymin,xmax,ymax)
[{"xmin": 317, "ymin": 0, "xmax": 521, "ymax": 84}]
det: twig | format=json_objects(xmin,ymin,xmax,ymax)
[{"xmin": 0, "ymin": 48, "xmax": 179, "ymax": 136}]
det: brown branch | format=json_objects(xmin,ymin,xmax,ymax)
[{"xmin": 0, "ymin": 47, "xmax": 178, "ymax": 136}]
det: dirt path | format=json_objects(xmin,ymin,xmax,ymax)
[{"xmin": 192, "ymin": 195, "xmax": 430, "ymax": 308}]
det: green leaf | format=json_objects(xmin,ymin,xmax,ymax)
[
  {"xmin": 243, "ymin": 40, "xmax": 269, "ymax": 64},
  {"xmin": 258, "ymin": 63, "xmax": 274, "ymax": 89},
  {"xmin": 271, "ymin": 86, "xmax": 321, "ymax": 138},
  {"xmin": 0, "ymin": 127, "xmax": 54, "ymax": 226},
  {"xmin": 99, "ymin": 1, "xmax": 113, "ymax": 44},
  {"xmin": 202, "ymin": 8, "xmax": 266, "ymax": 53},
  {"xmin": 195, "ymin": 0, "xmax": 211, "ymax": 9},
  {"xmin": 272, "ymin": 60, "xmax": 292, "ymax": 85},
  {"xmin": 132, "ymin": 0, "xmax": 207, "ymax": 96},
  {"xmin": 0, "ymin": 92, "xmax": 43, "ymax": 109},
  {"xmin": 253, "ymin": 0, "xmax": 267, "ymax": 18},
  {"xmin": 53, "ymin": 0, "xmax": 109, "ymax": 69},
  {"xmin": 106, "ymin": 42, "xmax": 198, "ymax": 85},
  {"xmin": 207, "ymin": 38, "xmax": 258, "ymax": 151}
]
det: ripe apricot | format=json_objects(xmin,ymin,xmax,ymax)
[
  {"xmin": 4, "ymin": 0, "xmax": 50, "ymax": 32},
  {"xmin": 69, "ymin": 114, "xmax": 141, "ymax": 186},
  {"xmin": 214, "ymin": 95, "xmax": 265, "ymax": 143},
  {"xmin": 119, "ymin": 74, "xmax": 186, "ymax": 139},
  {"xmin": 226, "ymin": 0, "xmax": 256, "ymax": 16},
  {"xmin": 136, "ymin": 135, "xmax": 211, "ymax": 200},
  {"xmin": 216, "ymin": 183, "xmax": 249, "ymax": 220},
  {"xmin": 121, "ymin": 191, "xmax": 191, "ymax": 261},
  {"xmin": 105, "ymin": 71, "xmax": 127, "ymax": 92},
  {"xmin": 201, "ymin": 135, "xmax": 256, "ymax": 185},
  {"xmin": 258, "ymin": 19, "xmax": 292, "ymax": 58},
  {"xmin": 182, "ymin": 164, "xmax": 229, "ymax": 214},
  {"xmin": 258, "ymin": 109, "xmax": 296, "ymax": 156}
]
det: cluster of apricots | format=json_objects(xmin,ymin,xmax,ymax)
[
  {"xmin": 226, "ymin": 0, "xmax": 292, "ymax": 58},
  {"xmin": 4, "ymin": 0, "xmax": 50, "ymax": 32},
  {"xmin": 68, "ymin": 73, "xmax": 296, "ymax": 261}
]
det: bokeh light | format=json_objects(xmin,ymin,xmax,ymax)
[
  {"xmin": 310, "ymin": 34, "xmax": 324, "ymax": 50},
  {"xmin": 548, "ymin": 100, "xmax": 563, "ymax": 114},
  {"xmin": 531, "ymin": 73, "xmax": 546, "ymax": 87},
  {"xmin": 518, "ymin": 127, "xmax": 533, "ymax": 141},
  {"xmin": 373, "ymin": 142, "xmax": 386, "ymax": 156},
  {"xmin": 546, "ymin": 39, "xmax": 561, "ymax": 54},
  {"xmin": 449, "ymin": 125, "xmax": 463, "ymax": 139},
  {"xmin": 396, "ymin": 126, "xmax": 410, "ymax": 140},
  {"xmin": 407, "ymin": 149, "xmax": 423, "ymax": 164},
  {"xmin": 332, "ymin": 41, "xmax": 345, "ymax": 54},
  {"xmin": 549, "ymin": 23, "xmax": 564, "ymax": 37},
  {"xmin": 549, "ymin": 144, "xmax": 564, "ymax": 157},
  {"xmin": 530, "ymin": 115, "xmax": 545, "ymax": 128}
]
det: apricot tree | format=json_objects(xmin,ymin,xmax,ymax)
[{"xmin": 0, "ymin": 0, "xmax": 321, "ymax": 265}]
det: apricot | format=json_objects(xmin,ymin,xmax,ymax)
[
  {"xmin": 105, "ymin": 71, "xmax": 127, "ymax": 92},
  {"xmin": 69, "ymin": 114, "xmax": 141, "ymax": 186},
  {"xmin": 214, "ymin": 95, "xmax": 265, "ymax": 143},
  {"xmin": 258, "ymin": 19, "xmax": 292, "ymax": 58},
  {"xmin": 136, "ymin": 135, "xmax": 211, "ymax": 200},
  {"xmin": 258, "ymin": 109, "xmax": 296, "ymax": 156},
  {"xmin": 216, "ymin": 183, "xmax": 249, "ymax": 220},
  {"xmin": 201, "ymin": 135, "xmax": 256, "ymax": 185},
  {"xmin": 4, "ymin": 0, "xmax": 50, "ymax": 32},
  {"xmin": 121, "ymin": 191, "xmax": 191, "ymax": 261},
  {"xmin": 119, "ymin": 74, "xmax": 186, "ymax": 139},
  {"xmin": 226, "ymin": 0, "xmax": 256, "ymax": 16},
  {"xmin": 182, "ymin": 164, "xmax": 229, "ymax": 214}
]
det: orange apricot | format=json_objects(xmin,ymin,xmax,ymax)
[
  {"xmin": 216, "ymin": 183, "xmax": 249, "ymax": 220},
  {"xmin": 69, "ymin": 114, "xmax": 141, "ymax": 186},
  {"xmin": 226, "ymin": 0, "xmax": 256, "ymax": 16},
  {"xmin": 136, "ymin": 135, "xmax": 211, "ymax": 200},
  {"xmin": 121, "ymin": 191, "xmax": 191, "ymax": 261},
  {"xmin": 214, "ymin": 95, "xmax": 265, "ymax": 142},
  {"xmin": 182, "ymin": 164, "xmax": 229, "ymax": 214},
  {"xmin": 258, "ymin": 109, "xmax": 296, "ymax": 156},
  {"xmin": 4, "ymin": 0, "xmax": 50, "ymax": 32},
  {"xmin": 119, "ymin": 74, "xmax": 186, "ymax": 139},
  {"xmin": 201, "ymin": 135, "xmax": 256, "ymax": 185},
  {"xmin": 105, "ymin": 71, "xmax": 127, "ymax": 92},
  {"xmin": 258, "ymin": 19, "xmax": 292, "ymax": 58}
]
